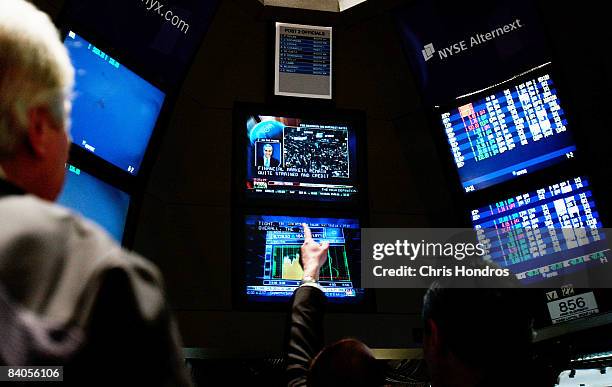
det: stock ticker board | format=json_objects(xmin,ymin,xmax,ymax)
[
  {"xmin": 472, "ymin": 177, "xmax": 609, "ymax": 284},
  {"xmin": 442, "ymin": 73, "xmax": 576, "ymax": 192}
]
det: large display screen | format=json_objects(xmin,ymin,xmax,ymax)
[
  {"xmin": 57, "ymin": 163, "xmax": 130, "ymax": 242},
  {"xmin": 442, "ymin": 73, "xmax": 576, "ymax": 192},
  {"xmin": 472, "ymin": 177, "xmax": 609, "ymax": 284},
  {"xmin": 64, "ymin": 31, "xmax": 166, "ymax": 175},
  {"xmin": 245, "ymin": 115, "xmax": 359, "ymax": 201},
  {"xmin": 243, "ymin": 215, "xmax": 363, "ymax": 302}
]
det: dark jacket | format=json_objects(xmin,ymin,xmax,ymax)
[
  {"xmin": 0, "ymin": 178, "xmax": 191, "ymax": 386},
  {"xmin": 286, "ymin": 285, "xmax": 327, "ymax": 387},
  {"xmin": 257, "ymin": 156, "xmax": 280, "ymax": 168}
]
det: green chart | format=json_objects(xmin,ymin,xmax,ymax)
[{"xmin": 271, "ymin": 245, "xmax": 351, "ymax": 281}]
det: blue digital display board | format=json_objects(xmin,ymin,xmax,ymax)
[
  {"xmin": 244, "ymin": 215, "xmax": 363, "ymax": 302},
  {"xmin": 64, "ymin": 31, "xmax": 166, "ymax": 175},
  {"xmin": 472, "ymin": 177, "xmax": 609, "ymax": 284},
  {"xmin": 57, "ymin": 163, "xmax": 130, "ymax": 242},
  {"xmin": 442, "ymin": 73, "xmax": 576, "ymax": 192},
  {"xmin": 245, "ymin": 115, "xmax": 359, "ymax": 202},
  {"xmin": 279, "ymin": 32, "xmax": 330, "ymax": 76}
]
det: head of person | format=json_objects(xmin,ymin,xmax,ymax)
[
  {"xmin": 309, "ymin": 338, "xmax": 383, "ymax": 387},
  {"xmin": 422, "ymin": 276, "xmax": 535, "ymax": 387},
  {"xmin": 0, "ymin": 0, "xmax": 74, "ymax": 201},
  {"xmin": 263, "ymin": 144, "xmax": 273, "ymax": 159}
]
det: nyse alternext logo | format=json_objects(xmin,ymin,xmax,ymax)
[
  {"xmin": 422, "ymin": 43, "xmax": 435, "ymax": 61},
  {"xmin": 422, "ymin": 19, "xmax": 523, "ymax": 63}
]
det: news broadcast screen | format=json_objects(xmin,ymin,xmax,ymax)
[
  {"xmin": 64, "ymin": 31, "xmax": 166, "ymax": 175},
  {"xmin": 57, "ymin": 163, "xmax": 131, "ymax": 243},
  {"xmin": 244, "ymin": 115, "xmax": 359, "ymax": 202},
  {"xmin": 472, "ymin": 176, "xmax": 609, "ymax": 285},
  {"xmin": 441, "ymin": 72, "xmax": 576, "ymax": 193},
  {"xmin": 243, "ymin": 215, "xmax": 364, "ymax": 303}
]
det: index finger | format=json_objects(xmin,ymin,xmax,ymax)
[{"xmin": 302, "ymin": 223, "xmax": 313, "ymax": 242}]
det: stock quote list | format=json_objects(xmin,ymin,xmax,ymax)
[
  {"xmin": 279, "ymin": 32, "xmax": 330, "ymax": 76},
  {"xmin": 442, "ymin": 74, "xmax": 576, "ymax": 192},
  {"xmin": 472, "ymin": 177, "xmax": 608, "ymax": 283}
]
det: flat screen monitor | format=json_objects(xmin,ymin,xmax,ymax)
[
  {"xmin": 243, "ymin": 215, "xmax": 364, "ymax": 303},
  {"xmin": 57, "ymin": 163, "xmax": 130, "ymax": 243},
  {"xmin": 64, "ymin": 31, "xmax": 166, "ymax": 175},
  {"xmin": 441, "ymin": 72, "xmax": 576, "ymax": 193},
  {"xmin": 244, "ymin": 115, "xmax": 359, "ymax": 202},
  {"xmin": 472, "ymin": 176, "xmax": 609, "ymax": 285}
]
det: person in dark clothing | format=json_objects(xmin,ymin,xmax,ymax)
[
  {"xmin": 0, "ymin": 1, "xmax": 191, "ymax": 385},
  {"xmin": 422, "ymin": 281, "xmax": 537, "ymax": 387},
  {"xmin": 286, "ymin": 224, "xmax": 384, "ymax": 387}
]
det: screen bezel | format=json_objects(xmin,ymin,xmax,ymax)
[
  {"xmin": 231, "ymin": 206, "xmax": 375, "ymax": 312},
  {"xmin": 232, "ymin": 102, "xmax": 368, "ymax": 211}
]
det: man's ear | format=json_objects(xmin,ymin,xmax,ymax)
[{"xmin": 25, "ymin": 106, "xmax": 53, "ymax": 158}]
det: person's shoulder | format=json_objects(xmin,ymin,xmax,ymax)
[
  {"xmin": 0, "ymin": 194, "xmax": 159, "ymax": 278},
  {"xmin": 0, "ymin": 195, "xmax": 164, "ymax": 322},
  {"xmin": 0, "ymin": 194, "xmax": 80, "ymax": 241},
  {"xmin": 0, "ymin": 194, "xmax": 108, "ymax": 240}
]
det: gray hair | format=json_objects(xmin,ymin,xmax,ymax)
[
  {"xmin": 263, "ymin": 144, "xmax": 273, "ymax": 151},
  {"xmin": 0, "ymin": 0, "xmax": 74, "ymax": 159}
]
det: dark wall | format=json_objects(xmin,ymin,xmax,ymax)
[
  {"xmin": 131, "ymin": 0, "xmax": 429, "ymax": 352},
  {"xmin": 32, "ymin": 0, "xmax": 612, "ymax": 353}
]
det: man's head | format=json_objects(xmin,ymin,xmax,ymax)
[
  {"xmin": 309, "ymin": 338, "xmax": 383, "ymax": 387},
  {"xmin": 0, "ymin": 0, "xmax": 74, "ymax": 201},
  {"xmin": 422, "ymin": 282, "xmax": 534, "ymax": 387},
  {"xmin": 263, "ymin": 143, "xmax": 273, "ymax": 159}
]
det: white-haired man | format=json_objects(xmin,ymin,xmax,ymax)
[
  {"xmin": 0, "ymin": 1, "xmax": 191, "ymax": 385},
  {"xmin": 257, "ymin": 143, "xmax": 280, "ymax": 168}
]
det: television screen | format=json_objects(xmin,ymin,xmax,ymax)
[
  {"xmin": 64, "ymin": 31, "xmax": 166, "ymax": 175},
  {"xmin": 472, "ymin": 176, "xmax": 609, "ymax": 285},
  {"xmin": 245, "ymin": 115, "xmax": 359, "ymax": 202},
  {"xmin": 57, "ymin": 163, "xmax": 130, "ymax": 242},
  {"xmin": 243, "ymin": 215, "xmax": 364, "ymax": 303},
  {"xmin": 441, "ymin": 72, "xmax": 576, "ymax": 192}
]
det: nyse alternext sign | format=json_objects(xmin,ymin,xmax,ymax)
[{"xmin": 422, "ymin": 19, "xmax": 523, "ymax": 62}]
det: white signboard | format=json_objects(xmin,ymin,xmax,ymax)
[
  {"xmin": 275, "ymin": 22, "xmax": 332, "ymax": 99},
  {"xmin": 547, "ymin": 292, "xmax": 599, "ymax": 325}
]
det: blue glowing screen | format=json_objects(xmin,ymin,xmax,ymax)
[
  {"xmin": 64, "ymin": 31, "xmax": 165, "ymax": 175},
  {"xmin": 57, "ymin": 164, "xmax": 130, "ymax": 243}
]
